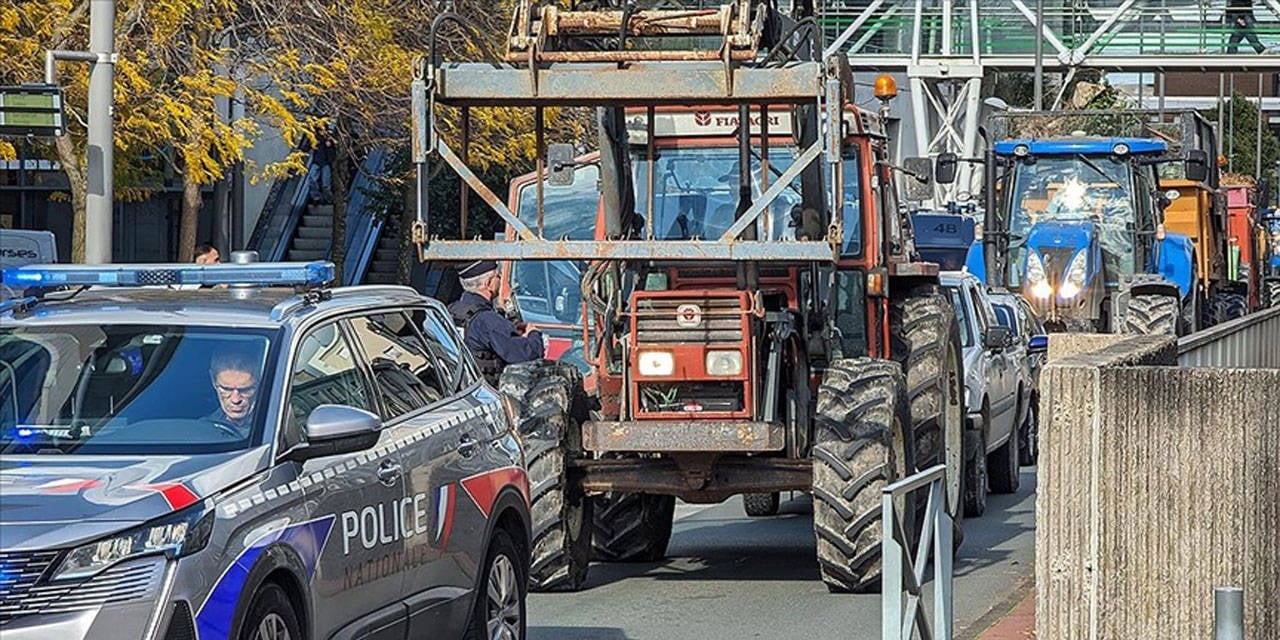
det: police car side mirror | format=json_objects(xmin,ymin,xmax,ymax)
[
  {"xmin": 983, "ymin": 325, "xmax": 1013, "ymax": 351},
  {"xmin": 287, "ymin": 404, "xmax": 383, "ymax": 463}
]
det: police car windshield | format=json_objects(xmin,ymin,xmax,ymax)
[{"xmin": 0, "ymin": 325, "xmax": 275, "ymax": 455}]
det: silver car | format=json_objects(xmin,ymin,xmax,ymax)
[{"xmin": 0, "ymin": 261, "xmax": 530, "ymax": 640}]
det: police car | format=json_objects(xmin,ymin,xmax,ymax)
[{"xmin": 0, "ymin": 260, "xmax": 530, "ymax": 640}]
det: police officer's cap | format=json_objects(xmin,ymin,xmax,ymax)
[{"xmin": 457, "ymin": 260, "xmax": 499, "ymax": 279}]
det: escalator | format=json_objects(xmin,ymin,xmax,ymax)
[{"xmin": 247, "ymin": 147, "xmax": 402, "ymax": 285}]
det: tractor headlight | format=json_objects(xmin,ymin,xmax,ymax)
[
  {"xmin": 637, "ymin": 351, "xmax": 675, "ymax": 377},
  {"xmin": 1026, "ymin": 251, "xmax": 1051, "ymax": 299},
  {"xmin": 705, "ymin": 351, "xmax": 743, "ymax": 377},
  {"xmin": 1060, "ymin": 251, "xmax": 1088, "ymax": 299},
  {"xmin": 53, "ymin": 504, "xmax": 213, "ymax": 580}
]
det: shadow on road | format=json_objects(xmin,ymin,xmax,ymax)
[
  {"xmin": 529, "ymin": 626, "xmax": 631, "ymax": 640},
  {"xmin": 953, "ymin": 467, "xmax": 1037, "ymax": 577}
]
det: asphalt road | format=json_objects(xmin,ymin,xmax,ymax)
[{"xmin": 528, "ymin": 467, "xmax": 1038, "ymax": 640}]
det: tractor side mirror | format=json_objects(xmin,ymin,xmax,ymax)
[
  {"xmin": 548, "ymin": 143, "xmax": 576, "ymax": 187},
  {"xmin": 903, "ymin": 157, "xmax": 934, "ymax": 201},
  {"xmin": 935, "ymin": 152, "xmax": 959, "ymax": 185},
  {"xmin": 1184, "ymin": 150, "xmax": 1209, "ymax": 183}
]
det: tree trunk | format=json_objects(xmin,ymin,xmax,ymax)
[
  {"xmin": 179, "ymin": 173, "xmax": 201, "ymax": 262},
  {"xmin": 54, "ymin": 135, "xmax": 88, "ymax": 263},
  {"xmin": 399, "ymin": 178, "xmax": 415, "ymax": 287},
  {"xmin": 331, "ymin": 132, "xmax": 351, "ymax": 286}
]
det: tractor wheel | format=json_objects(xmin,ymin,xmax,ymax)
[
  {"xmin": 1265, "ymin": 280, "xmax": 1280, "ymax": 308},
  {"xmin": 889, "ymin": 287, "xmax": 966, "ymax": 523},
  {"xmin": 812, "ymin": 358, "xmax": 914, "ymax": 594},
  {"xmin": 743, "ymin": 493, "xmax": 781, "ymax": 517},
  {"xmin": 1221, "ymin": 292, "xmax": 1248, "ymax": 321},
  {"xmin": 1122, "ymin": 294, "xmax": 1178, "ymax": 335},
  {"xmin": 498, "ymin": 361, "xmax": 592, "ymax": 592},
  {"xmin": 590, "ymin": 492, "xmax": 675, "ymax": 563}
]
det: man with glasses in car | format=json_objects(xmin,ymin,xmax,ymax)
[{"xmin": 207, "ymin": 351, "xmax": 260, "ymax": 436}]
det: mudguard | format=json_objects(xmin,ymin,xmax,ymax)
[
  {"xmin": 1152, "ymin": 231, "xmax": 1195, "ymax": 299},
  {"xmin": 965, "ymin": 241, "xmax": 987, "ymax": 283}
]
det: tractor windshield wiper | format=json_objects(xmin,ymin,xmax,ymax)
[{"xmin": 1076, "ymin": 154, "xmax": 1124, "ymax": 187}]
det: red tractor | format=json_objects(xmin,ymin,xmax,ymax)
[{"xmin": 415, "ymin": 0, "xmax": 965, "ymax": 593}]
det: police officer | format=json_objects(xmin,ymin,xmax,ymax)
[{"xmin": 449, "ymin": 260, "xmax": 545, "ymax": 385}]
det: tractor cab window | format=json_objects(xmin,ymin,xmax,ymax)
[
  {"xmin": 1006, "ymin": 155, "xmax": 1137, "ymax": 286},
  {"xmin": 839, "ymin": 146, "xmax": 864, "ymax": 257},
  {"xmin": 511, "ymin": 165, "xmax": 599, "ymax": 326},
  {"xmin": 633, "ymin": 146, "xmax": 804, "ymax": 242}
]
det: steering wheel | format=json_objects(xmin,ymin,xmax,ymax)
[{"xmin": 207, "ymin": 419, "xmax": 244, "ymax": 440}]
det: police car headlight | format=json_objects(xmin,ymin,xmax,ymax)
[
  {"xmin": 53, "ymin": 503, "xmax": 214, "ymax": 581},
  {"xmin": 637, "ymin": 351, "xmax": 675, "ymax": 377},
  {"xmin": 705, "ymin": 351, "xmax": 743, "ymax": 377}
]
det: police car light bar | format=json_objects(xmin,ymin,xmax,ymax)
[{"xmin": 1, "ymin": 261, "xmax": 336, "ymax": 289}]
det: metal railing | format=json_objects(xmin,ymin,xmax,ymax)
[
  {"xmin": 817, "ymin": 0, "xmax": 1280, "ymax": 59},
  {"xmin": 1177, "ymin": 305, "xmax": 1280, "ymax": 368},
  {"xmin": 882, "ymin": 464, "xmax": 954, "ymax": 640}
]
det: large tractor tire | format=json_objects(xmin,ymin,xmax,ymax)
[
  {"xmin": 812, "ymin": 358, "xmax": 914, "ymax": 594},
  {"xmin": 890, "ymin": 287, "xmax": 966, "ymax": 523},
  {"xmin": 591, "ymin": 492, "xmax": 675, "ymax": 563},
  {"xmin": 743, "ymin": 492, "xmax": 781, "ymax": 517},
  {"xmin": 1122, "ymin": 294, "xmax": 1178, "ymax": 335},
  {"xmin": 1265, "ymin": 280, "xmax": 1280, "ymax": 308},
  {"xmin": 498, "ymin": 361, "xmax": 592, "ymax": 592},
  {"xmin": 1205, "ymin": 291, "xmax": 1246, "ymax": 325}
]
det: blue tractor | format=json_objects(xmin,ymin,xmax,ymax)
[
  {"xmin": 936, "ymin": 111, "xmax": 1206, "ymax": 335},
  {"xmin": 1264, "ymin": 208, "xmax": 1280, "ymax": 308},
  {"xmin": 910, "ymin": 205, "xmax": 977, "ymax": 271}
]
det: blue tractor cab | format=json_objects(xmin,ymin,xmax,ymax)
[
  {"xmin": 910, "ymin": 210, "xmax": 976, "ymax": 271},
  {"xmin": 939, "ymin": 116, "xmax": 1202, "ymax": 335}
]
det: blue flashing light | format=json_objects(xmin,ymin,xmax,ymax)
[
  {"xmin": 994, "ymin": 138, "xmax": 1166, "ymax": 157},
  {"xmin": 1, "ymin": 261, "xmax": 335, "ymax": 290},
  {"xmin": 15, "ymin": 428, "xmax": 34, "ymax": 439}
]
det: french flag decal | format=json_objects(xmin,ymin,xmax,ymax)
[{"xmin": 435, "ymin": 484, "xmax": 456, "ymax": 548}]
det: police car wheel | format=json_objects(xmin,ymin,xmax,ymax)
[
  {"xmin": 467, "ymin": 529, "xmax": 526, "ymax": 640},
  {"xmin": 240, "ymin": 583, "xmax": 301, "ymax": 640}
]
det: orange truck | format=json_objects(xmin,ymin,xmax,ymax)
[{"xmin": 1222, "ymin": 177, "xmax": 1269, "ymax": 312}]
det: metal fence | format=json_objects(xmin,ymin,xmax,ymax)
[
  {"xmin": 1177, "ymin": 305, "xmax": 1280, "ymax": 368},
  {"xmin": 882, "ymin": 464, "xmax": 954, "ymax": 640}
]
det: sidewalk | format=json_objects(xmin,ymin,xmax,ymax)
[{"xmin": 975, "ymin": 592, "xmax": 1035, "ymax": 639}]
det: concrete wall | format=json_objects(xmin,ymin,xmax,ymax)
[{"xmin": 1038, "ymin": 336, "xmax": 1280, "ymax": 639}]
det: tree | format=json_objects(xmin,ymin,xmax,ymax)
[
  {"xmin": 0, "ymin": 1, "xmax": 309, "ymax": 261},
  {"xmin": 241, "ymin": 0, "xmax": 588, "ymax": 282},
  {"xmin": 1208, "ymin": 93, "xmax": 1280, "ymax": 185}
]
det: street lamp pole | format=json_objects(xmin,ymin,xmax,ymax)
[{"xmin": 85, "ymin": 0, "xmax": 116, "ymax": 263}]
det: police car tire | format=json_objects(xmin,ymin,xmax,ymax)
[
  {"xmin": 591, "ymin": 492, "xmax": 676, "ymax": 562},
  {"xmin": 743, "ymin": 492, "xmax": 781, "ymax": 517},
  {"xmin": 464, "ymin": 529, "xmax": 526, "ymax": 640},
  {"xmin": 499, "ymin": 361, "xmax": 592, "ymax": 592},
  {"xmin": 812, "ymin": 358, "xmax": 914, "ymax": 594},
  {"xmin": 238, "ymin": 583, "xmax": 302, "ymax": 640},
  {"xmin": 1123, "ymin": 294, "xmax": 1178, "ymax": 335}
]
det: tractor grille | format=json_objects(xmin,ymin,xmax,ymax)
[
  {"xmin": 0, "ymin": 555, "xmax": 163, "ymax": 621},
  {"xmin": 633, "ymin": 297, "xmax": 745, "ymax": 344},
  {"xmin": 638, "ymin": 382, "xmax": 744, "ymax": 413},
  {"xmin": 1038, "ymin": 247, "xmax": 1076, "ymax": 290}
]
